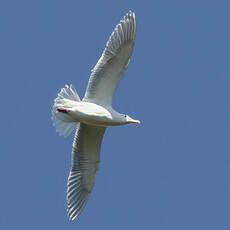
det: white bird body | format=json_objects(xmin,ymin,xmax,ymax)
[
  {"xmin": 60, "ymin": 101, "xmax": 139, "ymax": 126},
  {"xmin": 52, "ymin": 11, "xmax": 139, "ymax": 221},
  {"xmin": 70, "ymin": 102, "xmax": 116, "ymax": 125}
]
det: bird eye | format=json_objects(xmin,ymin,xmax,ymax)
[{"xmin": 124, "ymin": 115, "xmax": 127, "ymax": 118}]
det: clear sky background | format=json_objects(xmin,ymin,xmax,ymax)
[{"xmin": 1, "ymin": 0, "xmax": 230, "ymax": 229}]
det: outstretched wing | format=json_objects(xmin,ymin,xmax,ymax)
[
  {"xmin": 67, "ymin": 123, "xmax": 106, "ymax": 221},
  {"xmin": 83, "ymin": 11, "xmax": 136, "ymax": 106}
]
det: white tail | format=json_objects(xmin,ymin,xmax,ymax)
[{"xmin": 52, "ymin": 84, "xmax": 80, "ymax": 137}]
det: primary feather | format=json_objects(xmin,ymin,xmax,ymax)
[
  {"xmin": 67, "ymin": 123, "xmax": 106, "ymax": 221},
  {"xmin": 83, "ymin": 10, "xmax": 136, "ymax": 106}
]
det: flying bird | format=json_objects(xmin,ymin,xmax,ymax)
[{"xmin": 52, "ymin": 10, "xmax": 139, "ymax": 221}]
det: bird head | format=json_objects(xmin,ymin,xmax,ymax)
[{"xmin": 124, "ymin": 115, "xmax": 141, "ymax": 124}]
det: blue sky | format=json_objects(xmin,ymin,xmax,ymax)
[{"xmin": 1, "ymin": 0, "xmax": 230, "ymax": 229}]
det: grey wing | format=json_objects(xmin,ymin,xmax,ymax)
[
  {"xmin": 67, "ymin": 123, "xmax": 106, "ymax": 221},
  {"xmin": 83, "ymin": 11, "xmax": 136, "ymax": 106}
]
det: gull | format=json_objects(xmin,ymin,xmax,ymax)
[{"xmin": 52, "ymin": 10, "xmax": 139, "ymax": 221}]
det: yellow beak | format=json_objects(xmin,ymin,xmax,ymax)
[{"xmin": 133, "ymin": 119, "xmax": 141, "ymax": 124}]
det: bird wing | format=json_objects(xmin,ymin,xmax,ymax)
[
  {"xmin": 67, "ymin": 123, "xmax": 106, "ymax": 221},
  {"xmin": 83, "ymin": 11, "xmax": 136, "ymax": 106}
]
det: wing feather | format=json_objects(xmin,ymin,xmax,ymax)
[
  {"xmin": 83, "ymin": 11, "xmax": 136, "ymax": 106},
  {"xmin": 67, "ymin": 123, "xmax": 106, "ymax": 221}
]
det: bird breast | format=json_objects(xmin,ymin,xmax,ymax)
[{"xmin": 70, "ymin": 102, "xmax": 116, "ymax": 126}]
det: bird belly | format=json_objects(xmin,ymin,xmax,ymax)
[{"xmin": 70, "ymin": 102, "xmax": 122, "ymax": 127}]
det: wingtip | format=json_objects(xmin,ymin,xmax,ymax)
[
  {"xmin": 69, "ymin": 215, "xmax": 76, "ymax": 222},
  {"xmin": 127, "ymin": 10, "xmax": 136, "ymax": 18}
]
